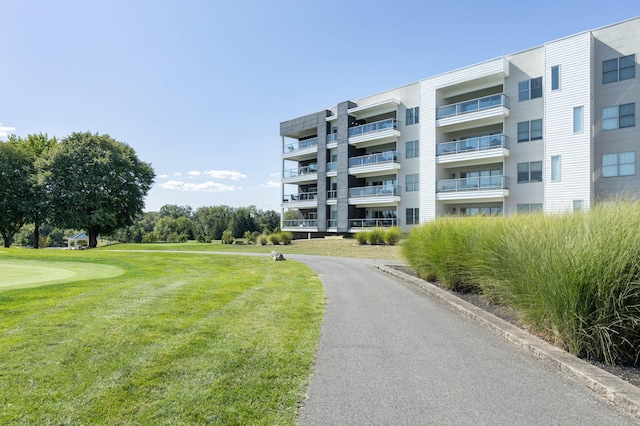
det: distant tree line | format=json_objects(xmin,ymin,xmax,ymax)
[
  {"xmin": 0, "ymin": 132, "xmax": 154, "ymax": 248},
  {"xmin": 108, "ymin": 204, "xmax": 281, "ymax": 244}
]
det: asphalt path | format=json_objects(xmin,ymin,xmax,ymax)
[{"xmin": 288, "ymin": 255, "xmax": 639, "ymax": 425}]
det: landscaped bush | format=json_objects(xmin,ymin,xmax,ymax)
[
  {"xmin": 383, "ymin": 226, "xmax": 403, "ymax": 246},
  {"xmin": 355, "ymin": 231, "xmax": 368, "ymax": 245},
  {"xmin": 221, "ymin": 230, "xmax": 234, "ymax": 244},
  {"xmin": 256, "ymin": 234, "xmax": 268, "ymax": 245},
  {"xmin": 244, "ymin": 230, "xmax": 261, "ymax": 244},
  {"xmin": 403, "ymin": 202, "xmax": 640, "ymax": 365},
  {"xmin": 367, "ymin": 228, "xmax": 385, "ymax": 245},
  {"xmin": 142, "ymin": 232, "xmax": 160, "ymax": 243},
  {"xmin": 167, "ymin": 232, "xmax": 189, "ymax": 243},
  {"xmin": 279, "ymin": 231, "xmax": 292, "ymax": 245},
  {"xmin": 196, "ymin": 234, "xmax": 211, "ymax": 243},
  {"xmin": 268, "ymin": 233, "xmax": 281, "ymax": 245}
]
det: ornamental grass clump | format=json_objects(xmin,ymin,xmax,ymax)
[
  {"xmin": 383, "ymin": 226, "xmax": 403, "ymax": 246},
  {"xmin": 367, "ymin": 228, "xmax": 385, "ymax": 245},
  {"xmin": 355, "ymin": 231, "xmax": 368, "ymax": 245}
]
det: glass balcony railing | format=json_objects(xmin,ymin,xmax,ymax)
[
  {"xmin": 327, "ymin": 133, "xmax": 338, "ymax": 143},
  {"xmin": 437, "ymin": 134, "xmax": 509, "ymax": 156},
  {"xmin": 283, "ymin": 164, "xmax": 318, "ymax": 178},
  {"xmin": 327, "ymin": 161, "xmax": 337, "ymax": 171},
  {"xmin": 283, "ymin": 192, "xmax": 318, "ymax": 202},
  {"xmin": 349, "ymin": 218, "xmax": 397, "ymax": 228},
  {"xmin": 437, "ymin": 176, "xmax": 508, "ymax": 192},
  {"xmin": 436, "ymin": 94, "xmax": 509, "ymax": 119},
  {"xmin": 327, "ymin": 190, "xmax": 337, "ymax": 199},
  {"xmin": 348, "ymin": 119, "xmax": 398, "ymax": 137},
  {"xmin": 348, "ymin": 184, "xmax": 400, "ymax": 198},
  {"xmin": 349, "ymin": 150, "xmax": 398, "ymax": 168},
  {"xmin": 327, "ymin": 219, "xmax": 337, "ymax": 228},
  {"xmin": 283, "ymin": 219, "xmax": 318, "ymax": 228},
  {"xmin": 283, "ymin": 137, "xmax": 318, "ymax": 153}
]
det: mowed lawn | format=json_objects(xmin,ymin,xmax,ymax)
[{"xmin": 0, "ymin": 249, "xmax": 324, "ymax": 425}]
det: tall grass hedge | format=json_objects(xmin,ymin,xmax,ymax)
[{"xmin": 403, "ymin": 202, "xmax": 640, "ymax": 366}]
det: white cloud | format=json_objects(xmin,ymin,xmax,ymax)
[
  {"xmin": 187, "ymin": 171, "xmax": 201, "ymax": 176},
  {"xmin": 203, "ymin": 170, "xmax": 247, "ymax": 180},
  {"xmin": 157, "ymin": 174, "xmax": 168, "ymax": 179},
  {"xmin": 174, "ymin": 172, "xmax": 182, "ymax": 177},
  {"xmin": 261, "ymin": 181, "xmax": 280, "ymax": 188},
  {"xmin": 0, "ymin": 123, "xmax": 16, "ymax": 138},
  {"xmin": 159, "ymin": 180, "xmax": 239, "ymax": 192}
]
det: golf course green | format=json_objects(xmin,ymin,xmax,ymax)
[{"xmin": 0, "ymin": 258, "xmax": 124, "ymax": 291}]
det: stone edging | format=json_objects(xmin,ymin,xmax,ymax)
[{"xmin": 374, "ymin": 264, "xmax": 640, "ymax": 420}]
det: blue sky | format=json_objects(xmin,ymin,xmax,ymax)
[{"xmin": 1, "ymin": 0, "xmax": 638, "ymax": 212}]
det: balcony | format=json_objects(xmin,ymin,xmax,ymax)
[
  {"xmin": 282, "ymin": 191, "xmax": 318, "ymax": 208},
  {"xmin": 283, "ymin": 137, "xmax": 318, "ymax": 161},
  {"xmin": 436, "ymin": 94, "xmax": 509, "ymax": 130},
  {"xmin": 436, "ymin": 176, "xmax": 509, "ymax": 203},
  {"xmin": 348, "ymin": 184, "xmax": 400, "ymax": 206},
  {"xmin": 349, "ymin": 218, "xmax": 398, "ymax": 229},
  {"xmin": 348, "ymin": 150, "xmax": 401, "ymax": 177},
  {"xmin": 282, "ymin": 219, "xmax": 318, "ymax": 230},
  {"xmin": 348, "ymin": 119, "xmax": 400, "ymax": 148},
  {"xmin": 327, "ymin": 133, "xmax": 338, "ymax": 148},
  {"xmin": 327, "ymin": 219, "xmax": 337, "ymax": 228},
  {"xmin": 327, "ymin": 190, "xmax": 337, "ymax": 205},
  {"xmin": 326, "ymin": 161, "xmax": 337, "ymax": 177},
  {"xmin": 282, "ymin": 164, "xmax": 318, "ymax": 184},
  {"xmin": 437, "ymin": 135, "xmax": 510, "ymax": 166}
]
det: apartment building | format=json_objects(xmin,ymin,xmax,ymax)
[{"xmin": 280, "ymin": 17, "xmax": 640, "ymax": 235}]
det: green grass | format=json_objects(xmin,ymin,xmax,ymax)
[
  {"xmin": 0, "ymin": 249, "xmax": 324, "ymax": 424},
  {"xmin": 100, "ymin": 237, "xmax": 404, "ymax": 260}
]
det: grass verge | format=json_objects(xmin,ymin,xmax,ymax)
[{"xmin": 0, "ymin": 249, "xmax": 324, "ymax": 425}]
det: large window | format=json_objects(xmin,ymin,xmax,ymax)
[
  {"xmin": 602, "ymin": 152, "xmax": 636, "ymax": 177},
  {"xmin": 603, "ymin": 54, "xmax": 636, "ymax": 84},
  {"xmin": 551, "ymin": 156, "xmax": 561, "ymax": 182},
  {"xmin": 551, "ymin": 65, "xmax": 560, "ymax": 90},
  {"xmin": 406, "ymin": 174, "xmax": 419, "ymax": 192},
  {"xmin": 406, "ymin": 208, "xmax": 419, "ymax": 225},
  {"xmin": 518, "ymin": 161, "xmax": 542, "ymax": 183},
  {"xmin": 517, "ymin": 203, "xmax": 543, "ymax": 213},
  {"xmin": 518, "ymin": 77, "xmax": 543, "ymax": 101},
  {"xmin": 573, "ymin": 106, "xmax": 583, "ymax": 133},
  {"xmin": 518, "ymin": 119, "xmax": 543, "ymax": 142},
  {"xmin": 602, "ymin": 103, "xmax": 635, "ymax": 130},
  {"xmin": 406, "ymin": 140, "xmax": 419, "ymax": 158},
  {"xmin": 406, "ymin": 107, "xmax": 420, "ymax": 125}
]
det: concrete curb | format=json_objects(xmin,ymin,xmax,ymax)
[{"xmin": 374, "ymin": 264, "xmax": 640, "ymax": 420}]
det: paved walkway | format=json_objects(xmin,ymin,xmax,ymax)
[{"xmin": 289, "ymin": 255, "xmax": 639, "ymax": 425}]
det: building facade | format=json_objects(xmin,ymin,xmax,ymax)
[{"xmin": 280, "ymin": 17, "xmax": 640, "ymax": 235}]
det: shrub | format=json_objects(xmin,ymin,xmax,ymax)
[
  {"xmin": 384, "ymin": 227, "xmax": 403, "ymax": 245},
  {"xmin": 279, "ymin": 231, "xmax": 292, "ymax": 245},
  {"xmin": 167, "ymin": 232, "xmax": 188, "ymax": 243},
  {"xmin": 355, "ymin": 231, "xmax": 368, "ymax": 245},
  {"xmin": 367, "ymin": 228, "xmax": 385, "ymax": 245},
  {"xmin": 245, "ymin": 230, "xmax": 260, "ymax": 244},
  {"xmin": 221, "ymin": 230, "xmax": 234, "ymax": 245},
  {"xmin": 142, "ymin": 232, "xmax": 160, "ymax": 243},
  {"xmin": 268, "ymin": 233, "xmax": 281, "ymax": 245},
  {"xmin": 257, "ymin": 234, "xmax": 268, "ymax": 246},
  {"xmin": 196, "ymin": 234, "xmax": 211, "ymax": 243}
]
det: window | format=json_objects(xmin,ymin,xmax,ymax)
[
  {"xmin": 573, "ymin": 200, "xmax": 584, "ymax": 211},
  {"xmin": 603, "ymin": 54, "xmax": 636, "ymax": 84},
  {"xmin": 406, "ymin": 140, "xmax": 419, "ymax": 158},
  {"xmin": 461, "ymin": 206, "xmax": 501, "ymax": 216},
  {"xmin": 551, "ymin": 156, "xmax": 561, "ymax": 182},
  {"xmin": 602, "ymin": 103, "xmax": 635, "ymax": 130},
  {"xmin": 518, "ymin": 161, "xmax": 542, "ymax": 183},
  {"xmin": 406, "ymin": 174, "xmax": 419, "ymax": 192},
  {"xmin": 573, "ymin": 106, "xmax": 583, "ymax": 133},
  {"xmin": 603, "ymin": 152, "xmax": 635, "ymax": 177},
  {"xmin": 518, "ymin": 119, "xmax": 543, "ymax": 142},
  {"xmin": 518, "ymin": 77, "xmax": 543, "ymax": 101},
  {"xmin": 551, "ymin": 65, "xmax": 560, "ymax": 90},
  {"xmin": 517, "ymin": 203, "xmax": 543, "ymax": 213},
  {"xmin": 406, "ymin": 107, "xmax": 420, "ymax": 125},
  {"xmin": 406, "ymin": 208, "xmax": 419, "ymax": 225}
]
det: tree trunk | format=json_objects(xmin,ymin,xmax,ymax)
[
  {"xmin": 88, "ymin": 228, "xmax": 99, "ymax": 248},
  {"xmin": 34, "ymin": 223, "xmax": 40, "ymax": 249},
  {"xmin": 2, "ymin": 232, "xmax": 13, "ymax": 248}
]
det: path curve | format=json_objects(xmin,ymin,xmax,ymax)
[{"xmin": 289, "ymin": 255, "xmax": 637, "ymax": 425}]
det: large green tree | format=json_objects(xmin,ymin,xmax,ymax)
[
  {"xmin": 42, "ymin": 131, "xmax": 155, "ymax": 248},
  {"xmin": 0, "ymin": 142, "xmax": 35, "ymax": 247}
]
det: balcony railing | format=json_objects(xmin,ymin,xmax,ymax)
[
  {"xmin": 348, "ymin": 119, "xmax": 398, "ymax": 137},
  {"xmin": 436, "ymin": 94, "xmax": 509, "ymax": 119},
  {"xmin": 437, "ymin": 134, "xmax": 509, "ymax": 156},
  {"xmin": 349, "ymin": 150, "xmax": 398, "ymax": 168},
  {"xmin": 283, "ymin": 164, "xmax": 318, "ymax": 178},
  {"xmin": 327, "ymin": 190, "xmax": 337, "ymax": 199},
  {"xmin": 283, "ymin": 191, "xmax": 318, "ymax": 202},
  {"xmin": 283, "ymin": 219, "xmax": 318, "ymax": 228},
  {"xmin": 327, "ymin": 219, "xmax": 337, "ymax": 228},
  {"xmin": 349, "ymin": 218, "xmax": 397, "ymax": 228},
  {"xmin": 327, "ymin": 161, "xmax": 337, "ymax": 172},
  {"xmin": 437, "ymin": 176, "xmax": 508, "ymax": 192},
  {"xmin": 327, "ymin": 133, "xmax": 338, "ymax": 143},
  {"xmin": 283, "ymin": 137, "xmax": 318, "ymax": 153},
  {"xmin": 349, "ymin": 184, "xmax": 400, "ymax": 198}
]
